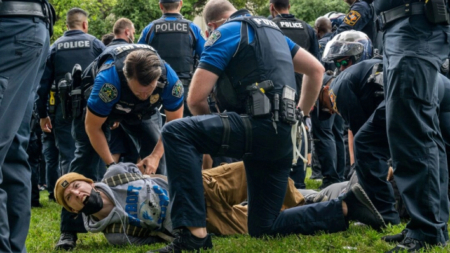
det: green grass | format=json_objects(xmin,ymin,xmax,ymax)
[{"xmin": 26, "ymin": 168, "xmax": 450, "ymax": 253}]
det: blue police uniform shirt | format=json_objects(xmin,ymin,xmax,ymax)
[
  {"xmin": 198, "ymin": 9, "xmax": 300, "ymax": 76},
  {"xmin": 138, "ymin": 13, "xmax": 205, "ymax": 57},
  {"xmin": 332, "ymin": 0, "xmax": 374, "ymax": 37},
  {"xmin": 318, "ymin": 32, "xmax": 335, "ymax": 71},
  {"xmin": 329, "ymin": 58, "xmax": 383, "ymax": 134},
  {"xmin": 37, "ymin": 30, "xmax": 106, "ymax": 118},
  {"xmin": 87, "ymin": 60, "xmax": 183, "ymax": 117}
]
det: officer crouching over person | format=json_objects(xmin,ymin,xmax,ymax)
[
  {"xmin": 149, "ymin": 0, "xmax": 387, "ymax": 252},
  {"xmin": 138, "ymin": 0, "xmax": 206, "ymax": 116}
]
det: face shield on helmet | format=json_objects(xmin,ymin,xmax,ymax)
[{"xmin": 322, "ymin": 30, "xmax": 373, "ymax": 64}]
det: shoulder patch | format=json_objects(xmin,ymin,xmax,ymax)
[
  {"xmin": 99, "ymin": 83, "xmax": 118, "ymax": 103},
  {"xmin": 329, "ymin": 89, "xmax": 338, "ymax": 113},
  {"xmin": 205, "ymin": 30, "xmax": 221, "ymax": 47},
  {"xmin": 171, "ymin": 80, "xmax": 184, "ymax": 98},
  {"xmin": 343, "ymin": 10, "xmax": 361, "ymax": 26}
]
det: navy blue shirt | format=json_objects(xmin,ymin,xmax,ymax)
[
  {"xmin": 198, "ymin": 10, "xmax": 299, "ymax": 76},
  {"xmin": 329, "ymin": 58, "xmax": 383, "ymax": 134},
  {"xmin": 332, "ymin": 0, "xmax": 375, "ymax": 42},
  {"xmin": 138, "ymin": 13, "xmax": 205, "ymax": 58},
  {"xmin": 37, "ymin": 30, "xmax": 105, "ymax": 118},
  {"xmin": 318, "ymin": 32, "xmax": 335, "ymax": 71},
  {"xmin": 87, "ymin": 60, "xmax": 183, "ymax": 117}
]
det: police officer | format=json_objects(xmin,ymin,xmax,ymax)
[
  {"xmin": 376, "ymin": 0, "xmax": 450, "ymax": 251},
  {"xmin": 138, "ymin": 0, "xmax": 205, "ymax": 116},
  {"xmin": 314, "ymin": 17, "xmax": 334, "ymax": 70},
  {"xmin": 0, "ymin": 0, "xmax": 52, "ymax": 251},
  {"xmin": 149, "ymin": 1, "xmax": 387, "ymax": 252},
  {"xmin": 332, "ymin": 0, "xmax": 376, "ymax": 46},
  {"xmin": 37, "ymin": 7, "xmax": 105, "ymax": 183},
  {"xmin": 269, "ymin": 0, "xmax": 319, "ymax": 188},
  {"xmin": 319, "ymin": 31, "xmax": 401, "ymax": 226},
  {"xmin": 34, "ymin": 8, "xmax": 106, "ymax": 250}
]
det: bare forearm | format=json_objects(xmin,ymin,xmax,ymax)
[
  {"xmin": 151, "ymin": 137, "xmax": 164, "ymax": 160},
  {"xmin": 298, "ymin": 72, "xmax": 322, "ymax": 115},
  {"xmin": 86, "ymin": 127, "xmax": 115, "ymax": 165},
  {"xmin": 189, "ymin": 100, "xmax": 210, "ymax": 116}
]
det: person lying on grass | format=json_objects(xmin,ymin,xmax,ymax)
[{"xmin": 54, "ymin": 162, "xmax": 305, "ymax": 245}]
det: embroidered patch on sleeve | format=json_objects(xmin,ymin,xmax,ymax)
[
  {"xmin": 344, "ymin": 10, "xmax": 361, "ymax": 26},
  {"xmin": 99, "ymin": 83, "xmax": 118, "ymax": 103},
  {"xmin": 171, "ymin": 80, "xmax": 184, "ymax": 98},
  {"xmin": 205, "ymin": 30, "xmax": 221, "ymax": 47},
  {"xmin": 329, "ymin": 89, "xmax": 338, "ymax": 113}
]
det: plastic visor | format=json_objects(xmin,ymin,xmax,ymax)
[{"xmin": 322, "ymin": 41, "xmax": 364, "ymax": 63}]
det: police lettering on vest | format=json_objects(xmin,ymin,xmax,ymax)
[
  {"xmin": 251, "ymin": 18, "xmax": 280, "ymax": 30},
  {"xmin": 279, "ymin": 21, "xmax": 304, "ymax": 29},
  {"xmin": 57, "ymin": 40, "xmax": 91, "ymax": 50},
  {"xmin": 155, "ymin": 22, "xmax": 189, "ymax": 33}
]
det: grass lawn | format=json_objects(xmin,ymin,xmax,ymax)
[{"xmin": 26, "ymin": 168, "xmax": 450, "ymax": 253}]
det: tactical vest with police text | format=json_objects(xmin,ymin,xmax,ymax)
[{"xmin": 146, "ymin": 16, "xmax": 195, "ymax": 79}]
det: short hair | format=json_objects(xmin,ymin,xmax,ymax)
[
  {"xmin": 113, "ymin": 18, "xmax": 134, "ymax": 36},
  {"xmin": 66, "ymin": 8, "xmax": 88, "ymax": 29},
  {"xmin": 123, "ymin": 50, "xmax": 162, "ymax": 86},
  {"xmin": 161, "ymin": 2, "xmax": 180, "ymax": 11},
  {"xmin": 101, "ymin": 33, "xmax": 114, "ymax": 46},
  {"xmin": 203, "ymin": 0, "xmax": 235, "ymax": 24},
  {"xmin": 270, "ymin": 0, "xmax": 290, "ymax": 10}
]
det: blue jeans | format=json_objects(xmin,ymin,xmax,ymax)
[
  {"xmin": 0, "ymin": 17, "xmax": 49, "ymax": 252},
  {"xmin": 384, "ymin": 15, "xmax": 450, "ymax": 244},
  {"xmin": 162, "ymin": 112, "xmax": 347, "ymax": 237}
]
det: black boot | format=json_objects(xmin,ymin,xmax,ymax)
[
  {"xmin": 147, "ymin": 228, "xmax": 213, "ymax": 253},
  {"xmin": 54, "ymin": 232, "xmax": 77, "ymax": 251}
]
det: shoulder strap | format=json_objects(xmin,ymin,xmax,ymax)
[{"xmin": 101, "ymin": 173, "xmax": 145, "ymax": 187}]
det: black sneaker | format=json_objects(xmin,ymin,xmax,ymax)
[
  {"xmin": 55, "ymin": 232, "xmax": 77, "ymax": 251},
  {"xmin": 147, "ymin": 228, "xmax": 213, "ymax": 253},
  {"xmin": 343, "ymin": 183, "xmax": 386, "ymax": 230},
  {"xmin": 385, "ymin": 237, "xmax": 427, "ymax": 253},
  {"xmin": 382, "ymin": 229, "xmax": 407, "ymax": 243}
]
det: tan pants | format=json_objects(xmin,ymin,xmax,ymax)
[{"xmin": 202, "ymin": 162, "xmax": 304, "ymax": 235}]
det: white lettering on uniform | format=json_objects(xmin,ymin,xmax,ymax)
[
  {"xmin": 155, "ymin": 22, "xmax": 188, "ymax": 32},
  {"xmin": 57, "ymin": 40, "xmax": 91, "ymax": 50},
  {"xmin": 280, "ymin": 22, "xmax": 303, "ymax": 29}
]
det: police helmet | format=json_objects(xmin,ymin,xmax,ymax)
[
  {"xmin": 323, "ymin": 12, "xmax": 345, "ymax": 31},
  {"xmin": 322, "ymin": 30, "xmax": 373, "ymax": 64}
]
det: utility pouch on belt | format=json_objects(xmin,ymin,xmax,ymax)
[
  {"xmin": 425, "ymin": 0, "xmax": 450, "ymax": 25},
  {"xmin": 245, "ymin": 80, "xmax": 274, "ymax": 117},
  {"xmin": 58, "ymin": 73, "xmax": 72, "ymax": 120},
  {"xmin": 279, "ymin": 86, "xmax": 298, "ymax": 125},
  {"xmin": 49, "ymin": 84, "xmax": 56, "ymax": 115}
]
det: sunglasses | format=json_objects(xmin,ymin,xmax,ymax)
[{"xmin": 334, "ymin": 59, "xmax": 350, "ymax": 68}]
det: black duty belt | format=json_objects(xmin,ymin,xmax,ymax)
[
  {"xmin": 379, "ymin": 2, "xmax": 425, "ymax": 28},
  {"xmin": 0, "ymin": 1, "xmax": 45, "ymax": 18}
]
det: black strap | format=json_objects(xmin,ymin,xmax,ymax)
[
  {"xmin": 240, "ymin": 115, "xmax": 252, "ymax": 157},
  {"xmin": 217, "ymin": 113, "xmax": 230, "ymax": 156},
  {"xmin": 379, "ymin": 2, "xmax": 424, "ymax": 28}
]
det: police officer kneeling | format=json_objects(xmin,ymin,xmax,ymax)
[
  {"xmin": 148, "ymin": 0, "xmax": 387, "ymax": 252},
  {"xmin": 84, "ymin": 44, "xmax": 184, "ymax": 176}
]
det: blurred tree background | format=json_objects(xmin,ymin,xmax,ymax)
[{"xmin": 48, "ymin": 0, "xmax": 348, "ymax": 42}]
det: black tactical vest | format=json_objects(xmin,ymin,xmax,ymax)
[
  {"xmin": 145, "ymin": 16, "xmax": 195, "ymax": 79},
  {"xmin": 54, "ymin": 32, "xmax": 98, "ymax": 85},
  {"xmin": 84, "ymin": 44, "xmax": 167, "ymax": 125},
  {"xmin": 272, "ymin": 16, "xmax": 310, "ymax": 51},
  {"xmin": 222, "ymin": 16, "xmax": 297, "ymax": 112}
]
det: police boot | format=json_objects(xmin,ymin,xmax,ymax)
[
  {"xmin": 147, "ymin": 228, "xmax": 213, "ymax": 253},
  {"xmin": 382, "ymin": 229, "xmax": 407, "ymax": 243},
  {"xmin": 385, "ymin": 237, "xmax": 429, "ymax": 253},
  {"xmin": 343, "ymin": 183, "xmax": 386, "ymax": 230},
  {"xmin": 55, "ymin": 232, "xmax": 77, "ymax": 251}
]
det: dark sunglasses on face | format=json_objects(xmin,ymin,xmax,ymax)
[{"xmin": 335, "ymin": 59, "xmax": 350, "ymax": 68}]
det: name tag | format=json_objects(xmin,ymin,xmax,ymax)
[
  {"xmin": 155, "ymin": 22, "xmax": 189, "ymax": 33},
  {"xmin": 279, "ymin": 21, "xmax": 304, "ymax": 29},
  {"xmin": 57, "ymin": 40, "xmax": 90, "ymax": 50}
]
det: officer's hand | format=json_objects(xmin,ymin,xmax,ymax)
[
  {"xmin": 137, "ymin": 154, "xmax": 160, "ymax": 175},
  {"xmin": 302, "ymin": 116, "xmax": 312, "ymax": 133},
  {"xmin": 110, "ymin": 122, "xmax": 120, "ymax": 130},
  {"xmin": 40, "ymin": 117, "xmax": 53, "ymax": 133}
]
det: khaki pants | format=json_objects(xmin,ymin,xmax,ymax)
[{"xmin": 202, "ymin": 162, "xmax": 304, "ymax": 235}]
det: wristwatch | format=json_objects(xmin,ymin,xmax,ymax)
[{"xmin": 106, "ymin": 162, "xmax": 116, "ymax": 169}]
